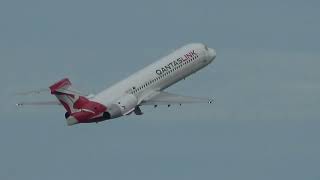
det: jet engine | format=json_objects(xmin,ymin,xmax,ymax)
[{"xmin": 103, "ymin": 94, "xmax": 138, "ymax": 119}]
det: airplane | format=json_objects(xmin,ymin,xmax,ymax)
[{"xmin": 16, "ymin": 43, "xmax": 216, "ymax": 126}]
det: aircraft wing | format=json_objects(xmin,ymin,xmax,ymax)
[
  {"xmin": 16, "ymin": 101, "xmax": 61, "ymax": 107},
  {"xmin": 15, "ymin": 87, "xmax": 93, "ymax": 107},
  {"xmin": 140, "ymin": 91, "xmax": 213, "ymax": 106}
]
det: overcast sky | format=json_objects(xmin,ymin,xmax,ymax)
[{"xmin": 1, "ymin": 0, "xmax": 320, "ymax": 179}]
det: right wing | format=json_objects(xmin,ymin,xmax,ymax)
[{"xmin": 140, "ymin": 91, "xmax": 214, "ymax": 106}]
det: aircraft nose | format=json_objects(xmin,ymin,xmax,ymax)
[{"xmin": 208, "ymin": 48, "xmax": 216, "ymax": 62}]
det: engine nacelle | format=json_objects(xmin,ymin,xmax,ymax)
[{"xmin": 103, "ymin": 94, "xmax": 138, "ymax": 119}]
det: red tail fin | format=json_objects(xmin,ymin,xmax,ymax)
[
  {"xmin": 49, "ymin": 78, "xmax": 79, "ymax": 113},
  {"xmin": 49, "ymin": 78, "xmax": 107, "ymax": 125}
]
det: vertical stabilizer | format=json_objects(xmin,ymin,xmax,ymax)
[
  {"xmin": 49, "ymin": 78, "xmax": 79, "ymax": 114},
  {"xmin": 49, "ymin": 78, "xmax": 107, "ymax": 125}
]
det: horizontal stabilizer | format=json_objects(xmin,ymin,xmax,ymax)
[
  {"xmin": 49, "ymin": 78, "xmax": 72, "ymax": 94},
  {"xmin": 49, "ymin": 78, "xmax": 86, "ymax": 96}
]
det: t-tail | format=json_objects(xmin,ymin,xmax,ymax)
[{"xmin": 49, "ymin": 78, "xmax": 107, "ymax": 126}]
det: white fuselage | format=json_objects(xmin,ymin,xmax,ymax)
[{"xmin": 93, "ymin": 43, "xmax": 216, "ymax": 107}]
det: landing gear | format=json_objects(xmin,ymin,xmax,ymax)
[{"xmin": 134, "ymin": 106, "xmax": 143, "ymax": 115}]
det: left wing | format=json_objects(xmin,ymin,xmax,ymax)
[
  {"xmin": 15, "ymin": 88, "xmax": 62, "ymax": 107},
  {"xmin": 140, "ymin": 91, "xmax": 213, "ymax": 106},
  {"xmin": 16, "ymin": 101, "xmax": 61, "ymax": 107},
  {"xmin": 15, "ymin": 86, "xmax": 94, "ymax": 108}
]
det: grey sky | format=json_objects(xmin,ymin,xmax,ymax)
[{"xmin": 1, "ymin": 0, "xmax": 320, "ymax": 179}]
